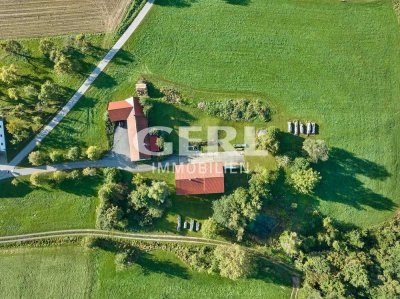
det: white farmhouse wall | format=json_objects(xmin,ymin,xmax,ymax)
[{"xmin": 0, "ymin": 118, "xmax": 6, "ymax": 152}]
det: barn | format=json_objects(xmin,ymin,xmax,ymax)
[
  {"xmin": 107, "ymin": 97, "xmax": 156, "ymax": 161},
  {"xmin": 174, "ymin": 162, "xmax": 225, "ymax": 196}
]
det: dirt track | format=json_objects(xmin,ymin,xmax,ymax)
[{"xmin": 0, "ymin": 0, "xmax": 132, "ymax": 39}]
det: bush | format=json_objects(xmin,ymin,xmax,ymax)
[
  {"xmin": 248, "ymin": 214, "xmax": 278, "ymax": 240},
  {"xmin": 39, "ymin": 39, "xmax": 55, "ymax": 56},
  {"xmin": 11, "ymin": 178, "xmax": 19, "ymax": 186},
  {"xmin": 303, "ymin": 139, "xmax": 329, "ymax": 163},
  {"xmin": 290, "ymin": 168, "xmax": 321, "ymax": 194},
  {"xmin": 67, "ymin": 146, "xmax": 81, "ymax": 161},
  {"xmin": 256, "ymin": 126, "xmax": 280, "ymax": 155},
  {"xmin": 160, "ymin": 87, "xmax": 182, "ymax": 104},
  {"xmin": 7, "ymin": 88, "xmax": 19, "ymax": 100},
  {"xmin": 276, "ymin": 155, "xmax": 291, "ymax": 167},
  {"xmin": 23, "ymin": 85, "xmax": 39, "ymax": 99},
  {"xmin": 200, "ymin": 99, "xmax": 270, "ymax": 122},
  {"xmin": 28, "ymin": 151, "xmax": 46, "ymax": 166},
  {"xmin": 30, "ymin": 172, "xmax": 48, "ymax": 186},
  {"xmin": 202, "ymin": 218, "xmax": 219, "ymax": 239},
  {"xmin": 86, "ymin": 146, "xmax": 102, "ymax": 160},
  {"xmin": 139, "ymin": 97, "xmax": 153, "ymax": 116},
  {"xmin": 67, "ymin": 170, "xmax": 81, "ymax": 180},
  {"xmin": 213, "ymin": 244, "xmax": 255, "ymax": 280},
  {"xmin": 115, "ymin": 248, "xmax": 137, "ymax": 271},
  {"xmin": 102, "ymin": 168, "xmax": 122, "ymax": 184},
  {"xmin": 82, "ymin": 167, "xmax": 97, "ymax": 177},
  {"xmin": 49, "ymin": 151, "xmax": 63, "ymax": 163},
  {"xmin": 52, "ymin": 171, "xmax": 67, "ymax": 183}
]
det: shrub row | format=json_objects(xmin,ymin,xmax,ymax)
[{"xmin": 198, "ymin": 99, "xmax": 271, "ymax": 122}]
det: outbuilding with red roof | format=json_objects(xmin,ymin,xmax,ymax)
[{"xmin": 174, "ymin": 162, "xmax": 225, "ymax": 195}]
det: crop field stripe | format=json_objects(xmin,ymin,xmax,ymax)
[{"xmin": 0, "ymin": 0, "xmax": 132, "ymax": 38}]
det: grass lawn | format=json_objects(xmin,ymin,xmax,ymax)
[
  {"xmin": 94, "ymin": 248, "xmax": 292, "ymax": 299},
  {"xmin": 0, "ymin": 176, "xmax": 100, "ymax": 236},
  {"xmin": 0, "ymin": 245, "xmax": 291, "ymax": 298},
  {"xmin": 0, "ymin": 246, "xmax": 95, "ymax": 298},
  {"xmin": 39, "ymin": 0, "xmax": 400, "ymax": 228}
]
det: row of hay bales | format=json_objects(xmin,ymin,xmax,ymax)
[
  {"xmin": 177, "ymin": 215, "xmax": 201, "ymax": 232},
  {"xmin": 288, "ymin": 121, "xmax": 318, "ymax": 135}
]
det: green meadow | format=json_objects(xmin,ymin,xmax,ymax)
[
  {"xmin": 0, "ymin": 176, "xmax": 99, "ymax": 236},
  {"xmin": 38, "ymin": 0, "xmax": 400, "ymax": 228},
  {"xmin": 0, "ymin": 246, "xmax": 292, "ymax": 299}
]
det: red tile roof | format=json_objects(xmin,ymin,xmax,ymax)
[
  {"xmin": 108, "ymin": 97, "xmax": 152, "ymax": 161},
  {"xmin": 175, "ymin": 162, "xmax": 225, "ymax": 195}
]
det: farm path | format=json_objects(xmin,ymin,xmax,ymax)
[{"xmin": 5, "ymin": 0, "xmax": 155, "ymax": 169}]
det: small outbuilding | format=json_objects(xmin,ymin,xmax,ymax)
[
  {"xmin": 135, "ymin": 79, "xmax": 148, "ymax": 97},
  {"xmin": 175, "ymin": 162, "xmax": 225, "ymax": 195}
]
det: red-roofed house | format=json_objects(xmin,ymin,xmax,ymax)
[
  {"xmin": 107, "ymin": 97, "xmax": 157, "ymax": 161},
  {"xmin": 174, "ymin": 162, "xmax": 225, "ymax": 195}
]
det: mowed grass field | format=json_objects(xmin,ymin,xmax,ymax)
[
  {"xmin": 0, "ymin": 246, "xmax": 95, "ymax": 298},
  {"xmin": 0, "ymin": 176, "xmax": 99, "ymax": 236},
  {"xmin": 0, "ymin": 0, "xmax": 133, "ymax": 39},
  {"xmin": 0, "ymin": 246, "xmax": 292, "ymax": 299},
  {"xmin": 40, "ymin": 0, "xmax": 400, "ymax": 227}
]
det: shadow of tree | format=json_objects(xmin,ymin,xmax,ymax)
[
  {"xmin": 137, "ymin": 251, "xmax": 190, "ymax": 279},
  {"xmin": 56, "ymin": 175, "xmax": 102, "ymax": 197},
  {"xmin": 314, "ymin": 147, "xmax": 394, "ymax": 211},
  {"xmin": 147, "ymin": 100, "xmax": 197, "ymax": 152},
  {"xmin": 224, "ymin": 0, "xmax": 251, "ymax": 5},
  {"xmin": 252, "ymin": 257, "xmax": 292, "ymax": 287},
  {"xmin": 92, "ymin": 71, "xmax": 117, "ymax": 89},
  {"xmin": 0, "ymin": 179, "xmax": 33, "ymax": 199},
  {"xmin": 113, "ymin": 49, "xmax": 135, "ymax": 66},
  {"xmin": 146, "ymin": 81, "xmax": 164, "ymax": 98},
  {"xmin": 155, "ymin": 0, "xmax": 197, "ymax": 8}
]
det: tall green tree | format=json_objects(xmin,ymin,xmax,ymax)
[
  {"xmin": 0, "ymin": 64, "xmax": 19, "ymax": 85},
  {"xmin": 279, "ymin": 231, "xmax": 301, "ymax": 257},
  {"xmin": 303, "ymin": 139, "xmax": 329, "ymax": 163},
  {"xmin": 290, "ymin": 168, "xmax": 321, "ymax": 194},
  {"xmin": 212, "ymin": 188, "xmax": 261, "ymax": 241},
  {"xmin": 213, "ymin": 244, "xmax": 255, "ymax": 280},
  {"xmin": 256, "ymin": 126, "xmax": 280, "ymax": 155}
]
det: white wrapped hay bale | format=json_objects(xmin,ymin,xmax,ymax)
[
  {"xmin": 287, "ymin": 122, "xmax": 293, "ymax": 133},
  {"xmin": 294, "ymin": 121, "xmax": 299, "ymax": 135},
  {"xmin": 311, "ymin": 122, "xmax": 316, "ymax": 134},
  {"xmin": 300, "ymin": 123, "xmax": 305, "ymax": 134},
  {"xmin": 307, "ymin": 122, "xmax": 312, "ymax": 135}
]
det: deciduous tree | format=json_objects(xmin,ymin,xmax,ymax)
[
  {"xmin": 86, "ymin": 145, "xmax": 102, "ymax": 160},
  {"xmin": 213, "ymin": 244, "xmax": 255, "ymax": 280},
  {"xmin": 303, "ymin": 139, "xmax": 329, "ymax": 163},
  {"xmin": 28, "ymin": 151, "xmax": 46, "ymax": 166}
]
